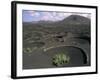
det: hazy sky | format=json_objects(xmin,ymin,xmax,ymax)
[{"xmin": 22, "ymin": 10, "xmax": 90, "ymax": 22}]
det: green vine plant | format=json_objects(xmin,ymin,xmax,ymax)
[
  {"xmin": 52, "ymin": 53, "xmax": 70, "ymax": 66},
  {"xmin": 23, "ymin": 47, "xmax": 39, "ymax": 53},
  {"xmin": 23, "ymin": 47, "xmax": 33, "ymax": 53}
]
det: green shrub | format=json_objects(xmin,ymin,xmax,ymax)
[
  {"xmin": 52, "ymin": 53, "xmax": 70, "ymax": 66},
  {"xmin": 23, "ymin": 47, "xmax": 33, "ymax": 53},
  {"xmin": 24, "ymin": 47, "xmax": 38, "ymax": 53}
]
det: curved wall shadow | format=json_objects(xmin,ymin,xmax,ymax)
[{"xmin": 45, "ymin": 46, "xmax": 88, "ymax": 64}]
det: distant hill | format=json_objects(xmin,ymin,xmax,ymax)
[
  {"xmin": 52, "ymin": 15, "xmax": 90, "ymax": 34},
  {"xmin": 60, "ymin": 15, "xmax": 90, "ymax": 25},
  {"xmin": 23, "ymin": 15, "xmax": 90, "ymax": 34}
]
